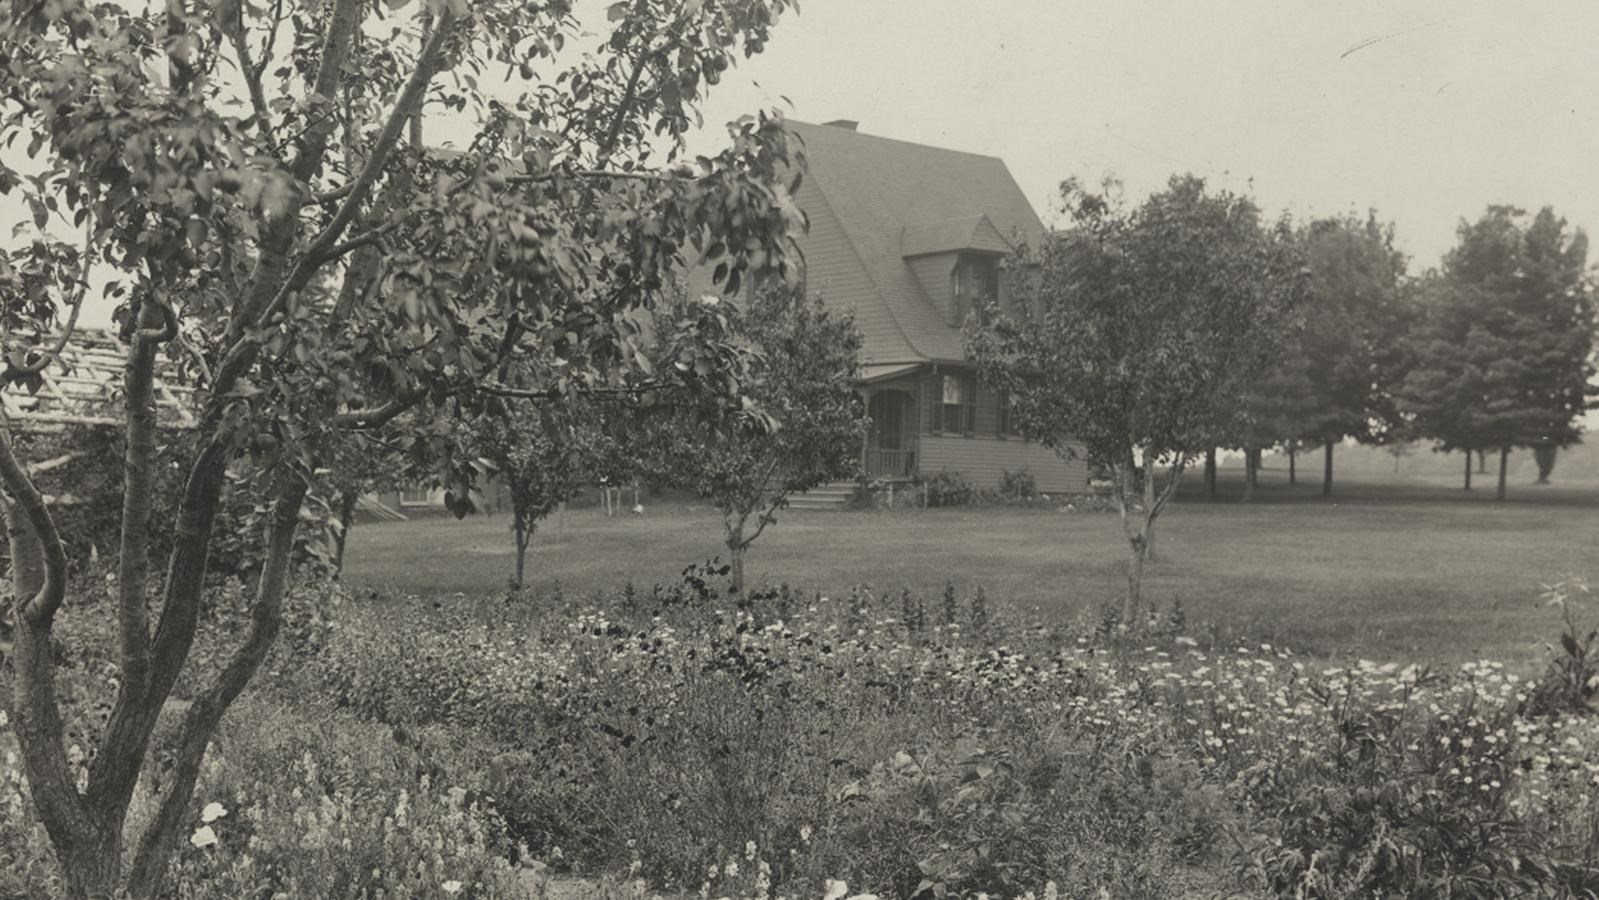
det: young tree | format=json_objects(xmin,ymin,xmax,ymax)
[
  {"xmin": 649, "ymin": 287, "xmax": 865, "ymax": 594},
  {"xmin": 458, "ymin": 399, "xmax": 599, "ymax": 590},
  {"xmin": 0, "ymin": 1, "xmax": 801, "ymax": 896},
  {"xmin": 1398, "ymin": 206, "xmax": 1593, "ymax": 500},
  {"xmin": 320, "ymin": 429, "xmax": 416, "ymax": 575},
  {"xmin": 969, "ymin": 175, "xmax": 1305, "ymax": 620}
]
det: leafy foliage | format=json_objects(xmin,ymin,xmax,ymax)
[
  {"xmin": 1397, "ymin": 206, "xmax": 1595, "ymax": 496},
  {"xmin": 0, "ymin": 0, "xmax": 806, "ymax": 894},
  {"xmin": 969, "ymin": 174, "xmax": 1307, "ymax": 613},
  {"xmin": 645, "ymin": 286, "xmax": 865, "ymax": 591}
]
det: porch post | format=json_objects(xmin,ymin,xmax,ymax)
[{"xmin": 860, "ymin": 386, "xmax": 873, "ymax": 478}]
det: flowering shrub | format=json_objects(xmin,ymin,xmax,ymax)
[
  {"xmin": 8, "ymin": 568, "xmax": 1599, "ymax": 897},
  {"xmin": 311, "ymin": 582, "xmax": 1599, "ymax": 898}
]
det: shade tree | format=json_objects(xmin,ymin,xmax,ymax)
[
  {"xmin": 1397, "ymin": 206, "xmax": 1593, "ymax": 499},
  {"xmin": 0, "ymin": 0, "xmax": 803, "ymax": 896}
]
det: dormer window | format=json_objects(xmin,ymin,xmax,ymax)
[{"xmin": 952, "ymin": 253, "xmax": 1000, "ymax": 324}]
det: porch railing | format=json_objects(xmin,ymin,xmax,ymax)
[{"xmin": 864, "ymin": 447, "xmax": 916, "ymax": 479}]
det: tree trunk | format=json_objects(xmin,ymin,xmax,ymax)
[
  {"xmin": 1534, "ymin": 443, "xmax": 1557, "ymax": 484},
  {"xmin": 1287, "ymin": 439, "xmax": 1297, "ymax": 485},
  {"xmin": 1464, "ymin": 451, "xmax": 1473, "ymax": 491},
  {"xmin": 1142, "ymin": 460, "xmax": 1157, "ymax": 562},
  {"xmin": 332, "ymin": 490, "xmax": 358, "ymax": 575},
  {"xmin": 1496, "ymin": 445, "xmax": 1509, "ymax": 501},
  {"xmin": 726, "ymin": 516, "xmax": 747, "ymax": 595},
  {"xmin": 1477, "ymin": 449, "xmax": 1488, "ymax": 474},
  {"xmin": 62, "ymin": 831, "xmax": 124, "ymax": 900},
  {"xmin": 1241, "ymin": 446, "xmax": 1256, "ymax": 503},
  {"xmin": 1124, "ymin": 537, "xmax": 1147, "ymax": 625},
  {"xmin": 1322, "ymin": 440, "xmax": 1334, "ymax": 497},
  {"xmin": 512, "ymin": 518, "xmax": 532, "ymax": 589},
  {"xmin": 1203, "ymin": 447, "xmax": 1217, "ymax": 499}
]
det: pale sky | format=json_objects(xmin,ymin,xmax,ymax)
[
  {"xmin": 682, "ymin": 0, "xmax": 1599, "ymax": 272},
  {"xmin": 9, "ymin": 1, "xmax": 1599, "ymax": 325}
]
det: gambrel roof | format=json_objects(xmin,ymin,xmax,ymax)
[
  {"xmin": 786, "ymin": 120, "xmax": 1044, "ymax": 365},
  {"xmin": 1, "ymin": 328, "xmax": 197, "ymax": 430}
]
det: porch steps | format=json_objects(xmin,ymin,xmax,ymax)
[{"xmin": 786, "ymin": 482, "xmax": 856, "ymax": 510}]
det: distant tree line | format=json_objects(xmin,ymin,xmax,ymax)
[{"xmin": 1224, "ymin": 202, "xmax": 1594, "ymax": 502}]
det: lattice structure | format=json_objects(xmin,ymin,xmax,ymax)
[{"xmin": 0, "ymin": 328, "xmax": 198, "ymax": 430}]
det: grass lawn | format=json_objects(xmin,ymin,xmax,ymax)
[{"xmin": 342, "ymin": 464, "xmax": 1599, "ymax": 667}]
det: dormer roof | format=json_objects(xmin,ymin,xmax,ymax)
[
  {"xmin": 786, "ymin": 120, "xmax": 1043, "ymax": 364},
  {"xmin": 900, "ymin": 214, "xmax": 1014, "ymax": 258}
]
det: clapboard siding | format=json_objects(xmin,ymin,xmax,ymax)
[{"xmin": 919, "ymin": 434, "xmax": 1090, "ymax": 494}]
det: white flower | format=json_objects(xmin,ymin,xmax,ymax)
[
  {"xmin": 189, "ymin": 826, "xmax": 218, "ymax": 849},
  {"xmin": 442, "ymin": 880, "xmax": 463, "ymax": 895},
  {"xmin": 823, "ymin": 880, "xmax": 849, "ymax": 900},
  {"xmin": 201, "ymin": 802, "xmax": 228, "ymax": 823}
]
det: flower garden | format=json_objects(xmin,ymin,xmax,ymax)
[{"xmin": 5, "ymin": 566, "xmax": 1599, "ymax": 899}]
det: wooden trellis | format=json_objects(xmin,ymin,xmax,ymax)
[{"xmin": 0, "ymin": 328, "xmax": 197, "ymax": 431}]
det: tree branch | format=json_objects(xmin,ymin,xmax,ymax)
[
  {"xmin": 304, "ymin": 15, "xmax": 451, "ymax": 270},
  {"xmin": 214, "ymin": 10, "xmax": 451, "ymax": 390},
  {"xmin": 225, "ymin": 16, "xmax": 271, "ymax": 130},
  {"xmin": 2, "ymin": 489, "xmax": 88, "ymax": 865},
  {"xmin": 128, "ymin": 477, "xmax": 308, "ymax": 899},
  {"xmin": 105, "ymin": 299, "xmax": 168, "ymax": 762},
  {"xmin": 252, "ymin": 0, "xmax": 285, "ymax": 87},
  {"xmin": 0, "ymin": 421, "xmax": 66, "ymax": 625},
  {"xmin": 309, "ymin": 219, "xmax": 400, "ymax": 266},
  {"xmin": 595, "ymin": 0, "xmax": 653, "ymax": 166},
  {"xmin": 331, "ymin": 386, "xmax": 428, "ymax": 430},
  {"xmin": 1, "ymin": 219, "xmax": 93, "ymax": 386}
]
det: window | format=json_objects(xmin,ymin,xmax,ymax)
[
  {"xmin": 934, "ymin": 374, "xmax": 975, "ymax": 434},
  {"xmin": 952, "ymin": 254, "xmax": 1001, "ymax": 324},
  {"xmin": 399, "ymin": 486, "xmax": 433, "ymax": 506}
]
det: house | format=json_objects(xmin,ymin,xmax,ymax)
[{"xmin": 774, "ymin": 119, "xmax": 1090, "ymax": 493}]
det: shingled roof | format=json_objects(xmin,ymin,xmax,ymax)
[{"xmin": 787, "ymin": 120, "xmax": 1043, "ymax": 365}]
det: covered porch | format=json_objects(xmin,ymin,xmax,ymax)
[{"xmin": 859, "ymin": 363, "xmax": 925, "ymax": 480}]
